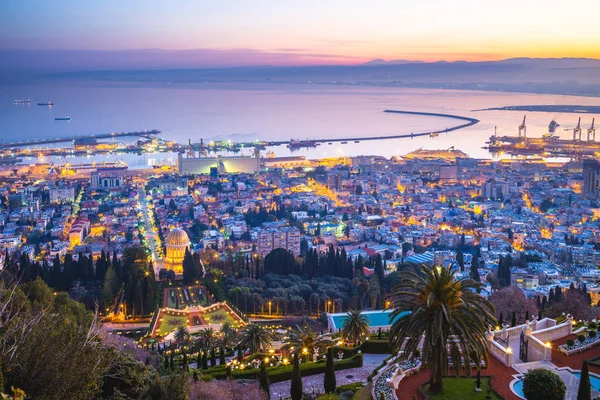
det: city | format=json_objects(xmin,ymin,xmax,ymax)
[{"xmin": 2, "ymin": 1, "xmax": 600, "ymax": 400}]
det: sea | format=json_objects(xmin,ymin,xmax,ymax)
[{"xmin": 2, "ymin": 79, "xmax": 600, "ymax": 168}]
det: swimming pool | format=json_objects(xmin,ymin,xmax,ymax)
[
  {"xmin": 329, "ymin": 310, "xmax": 408, "ymax": 330},
  {"xmin": 512, "ymin": 370, "xmax": 600, "ymax": 398}
]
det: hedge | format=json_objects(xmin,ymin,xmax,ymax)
[
  {"xmin": 332, "ymin": 340, "xmax": 391, "ymax": 356},
  {"xmin": 200, "ymin": 354, "xmax": 363, "ymax": 383}
]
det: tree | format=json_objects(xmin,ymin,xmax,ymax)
[
  {"xmin": 102, "ymin": 265, "xmax": 119, "ymax": 309},
  {"xmin": 210, "ymin": 348, "xmax": 217, "ymax": 367},
  {"xmin": 182, "ymin": 351, "xmax": 188, "ymax": 371},
  {"xmin": 259, "ymin": 361, "xmax": 270, "ymax": 399},
  {"xmin": 238, "ymin": 324, "xmax": 274, "ymax": 354},
  {"xmin": 489, "ymin": 286, "xmax": 538, "ymax": 325},
  {"xmin": 522, "ymin": 368, "xmax": 566, "ymax": 400},
  {"xmin": 283, "ymin": 324, "xmax": 332, "ymax": 357},
  {"xmin": 324, "ymin": 347, "xmax": 336, "ymax": 393},
  {"xmin": 388, "ymin": 264, "xmax": 496, "ymax": 393},
  {"xmin": 511, "ymin": 312, "xmax": 517, "ymax": 327},
  {"xmin": 290, "ymin": 354, "xmax": 303, "ymax": 400},
  {"xmin": 219, "ymin": 345, "xmax": 226, "ymax": 365},
  {"xmin": 340, "ymin": 309, "xmax": 370, "ymax": 346},
  {"xmin": 578, "ymin": 361, "xmax": 592, "ymax": 400},
  {"xmin": 174, "ymin": 325, "xmax": 190, "ymax": 345},
  {"xmin": 182, "ymin": 247, "xmax": 200, "ymax": 285},
  {"xmin": 456, "ymin": 248, "xmax": 464, "ymax": 272}
]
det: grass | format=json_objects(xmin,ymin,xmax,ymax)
[
  {"xmin": 423, "ymin": 377, "xmax": 502, "ymax": 400},
  {"xmin": 351, "ymin": 382, "xmax": 372, "ymax": 400},
  {"xmin": 166, "ymin": 286, "xmax": 210, "ymax": 309},
  {"xmin": 203, "ymin": 308, "xmax": 238, "ymax": 326},
  {"xmin": 156, "ymin": 314, "xmax": 188, "ymax": 337}
]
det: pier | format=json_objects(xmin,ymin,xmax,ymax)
[
  {"xmin": 0, "ymin": 130, "xmax": 161, "ymax": 149},
  {"xmin": 191, "ymin": 109, "xmax": 480, "ymax": 152}
]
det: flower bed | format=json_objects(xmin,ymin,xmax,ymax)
[
  {"xmin": 559, "ymin": 335, "xmax": 600, "ymax": 355},
  {"xmin": 374, "ymin": 359, "xmax": 422, "ymax": 400}
]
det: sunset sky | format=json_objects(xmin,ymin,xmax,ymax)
[{"xmin": 2, "ymin": 0, "xmax": 600, "ymax": 69}]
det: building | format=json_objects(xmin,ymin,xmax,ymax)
[
  {"xmin": 68, "ymin": 216, "xmax": 90, "ymax": 247},
  {"xmin": 178, "ymin": 153, "xmax": 260, "ymax": 175},
  {"xmin": 483, "ymin": 179, "xmax": 509, "ymax": 201},
  {"xmin": 583, "ymin": 159, "xmax": 599, "ymax": 194},
  {"xmin": 439, "ymin": 165, "xmax": 458, "ymax": 180},
  {"xmin": 90, "ymin": 172, "xmax": 123, "ymax": 189},
  {"xmin": 50, "ymin": 187, "xmax": 75, "ymax": 203},
  {"xmin": 257, "ymin": 227, "xmax": 301, "ymax": 258},
  {"xmin": 163, "ymin": 228, "xmax": 191, "ymax": 273},
  {"xmin": 328, "ymin": 174, "xmax": 342, "ymax": 190}
]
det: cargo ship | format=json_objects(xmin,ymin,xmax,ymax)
[
  {"xmin": 55, "ymin": 116, "xmax": 71, "ymax": 121},
  {"xmin": 13, "ymin": 99, "xmax": 31, "ymax": 104},
  {"xmin": 38, "ymin": 101, "xmax": 54, "ymax": 106},
  {"xmin": 288, "ymin": 139, "xmax": 317, "ymax": 149}
]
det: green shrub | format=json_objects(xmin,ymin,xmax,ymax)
[
  {"xmin": 200, "ymin": 374, "xmax": 213, "ymax": 382},
  {"xmin": 589, "ymin": 322, "xmax": 598, "ymax": 330},
  {"xmin": 567, "ymin": 339, "xmax": 575, "ymax": 346},
  {"xmin": 522, "ymin": 368, "xmax": 566, "ymax": 400},
  {"xmin": 578, "ymin": 334, "xmax": 586, "ymax": 344},
  {"xmin": 334, "ymin": 382, "xmax": 364, "ymax": 394},
  {"xmin": 590, "ymin": 330, "xmax": 597, "ymax": 338}
]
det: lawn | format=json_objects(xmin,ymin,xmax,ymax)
[
  {"xmin": 351, "ymin": 382, "xmax": 372, "ymax": 400},
  {"xmin": 156, "ymin": 313, "xmax": 188, "ymax": 337},
  {"xmin": 423, "ymin": 377, "xmax": 502, "ymax": 400},
  {"xmin": 166, "ymin": 286, "xmax": 210, "ymax": 309},
  {"xmin": 203, "ymin": 308, "xmax": 238, "ymax": 326}
]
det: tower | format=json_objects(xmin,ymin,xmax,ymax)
[
  {"xmin": 163, "ymin": 228, "xmax": 191, "ymax": 273},
  {"xmin": 583, "ymin": 159, "xmax": 599, "ymax": 195}
]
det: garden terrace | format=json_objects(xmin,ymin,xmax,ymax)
[{"xmin": 163, "ymin": 285, "xmax": 212, "ymax": 309}]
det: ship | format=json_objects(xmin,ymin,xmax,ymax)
[
  {"xmin": 402, "ymin": 147, "xmax": 469, "ymax": 161},
  {"xmin": 55, "ymin": 116, "xmax": 71, "ymax": 121},
  {"xmin": 430, "ymin": 132, "xmax": 439, "ymax": 138},
  {"xmin": 38, "ymin": 101, "xmax": 54, "ymax": 106},
  {"xmin": 288, "ymin": 139, "xmax": 317, "ymax": 148},
  {"xmin": 548, "ymin": 120, "xmax": 560, "ymax": 133},
  {"xmin": 13, "ymin": 99, "xmax": 31, "ymax": 104}
]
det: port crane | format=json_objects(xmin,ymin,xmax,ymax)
[
  {"xmin": 199, "ymin": 138, "xmax": 208, "ymax": 157},
  {"xmin": 588, "ymin": 118, "xmax": 596, "ymax": 142},
  {"xmin": 573, "ymin": 117, "xmax": 582, "ymax": 141},
  {"xmin": 186, "ymin": 139, "xmax": 196, "ymax": 158},
  {"xmin": 518, "ymin": 115, "xmax": 527, "ymax": 138}
]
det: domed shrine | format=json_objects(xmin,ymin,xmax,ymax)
[{"xmin": 163, "ymin": 228, "xmax": 191, "ymax": 273}]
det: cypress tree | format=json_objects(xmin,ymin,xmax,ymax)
[
  {"xmin": 555, "ymin": 285, "xmax": 563, "ymax": 302},
  {"xmin": 210, "ymin": 348, "xmax": 217, "ymax": 367},
  {"xmin": 197, "ymin": 351, "xmax": 202, "ymax": 371},
  {"xmin": 539, "ymin": 310, "xmax": 543, "ymax": 319},
  {"xmin": 498, "ymin": 312, "xmax": 504, "ymax": 326},
  {"xmin": 511, "ymin": 312, "xmax": 517, "ymax": 327},
  {"xmin": 290, "ymin": 354, "xmax": 303, "ymax": 400},
  {"xmin": 259, "ymin": 361, "xmax": 270, "ymax": 399},
  {"xmin": 183, "ymin": 351, "xmax": 188, "ymax": 371},
  {"xmin": 226, "ymin": 364, "xmax": 233, "ymax": 380},
  {"xmin": 525, "ymin": 310, "xmax": 529, "ymax": 322},
  {"xmin": 220, "ymin": 345, "xmax": 226, "ymax": 365},
  {"xmin": 324, "ymin": 347, "xmax": 336, "ymax": 393},
  {"xmin": 456, "ymin": 247, "xmax": 465, "ymax": 271},
  {"xmin": 169, "ymin": 352, "xmax": 174, "ymax": 370},
  {"xmin": 164, "ymin": 354, "xmax": 169, "ymax": 370},
  {"xmin": 578, "ymin": 361, "xmax": 592, "ymax": 400},
  {"xmin": 237, "ymin": 344, "xmax": 243, "ymax": 362},
  {"xmin": 202, "ymin": 351, "xmax": 209, "ymax": 370}
]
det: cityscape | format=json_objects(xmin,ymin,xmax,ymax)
[{"xmin": 2, "ymin": 1, "xmax": 600, "ymax": 400}]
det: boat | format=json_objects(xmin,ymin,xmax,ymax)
[
  {"xmin": 13, "ymin": 99, "xmax": 31, "ymax": 104},
  {"xmin": 55, "ymin": 116, "xmax": 71, "ymax": 121},
  {"xmin": 354, "ymin": 140, "xmax": 360, "ymax": 143},
  {"xmin": 288, "ymin": 139, "xmax": 317, "ymax": 148},
  {"xmin": 38, "ymin": 101, "xmax": 54, "ymax": 106},
  {"xmin": 430, "ymin": 132, "xmax": 439, "ymax": 138},
  {"xmin": 341, "ymin": 141, "xmax": 347, "ymax": 144},
  {"xmin": 549, "ymin": 120, "xmax": 560, "ymax": 133}
]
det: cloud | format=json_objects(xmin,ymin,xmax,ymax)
[{"xmin": 0, "ymin": 48, "xmax": 367, "ymax": 73}]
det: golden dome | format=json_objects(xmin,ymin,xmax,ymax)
[{"xmin": 165, "ymin": 228, "xmax": 190, "ymax": 247}]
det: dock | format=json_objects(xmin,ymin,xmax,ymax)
[{"xmin": 0, "ymin": 130, "xmax": 161, "ymax": 149}]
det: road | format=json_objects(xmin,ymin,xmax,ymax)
[{"xmin": 138, "ymin": 191, "xmax": 163, "ymax": 278}]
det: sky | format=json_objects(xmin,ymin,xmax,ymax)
[{"xmin": 1, "ymin": 0, "xmax": 600, "ymax": 70}]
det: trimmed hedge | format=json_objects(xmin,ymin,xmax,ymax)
[
  {"xmin": 332, "ymin": 340, "xmax": 391, "ymax": 357},
  {"xmin": 200, "ymin": 354, "xmax": 363, "ymax": 383}
]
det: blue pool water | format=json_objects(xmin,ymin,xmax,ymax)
[
  {"xmin": 330, "ymin": 310, "xmax": 408, "ymax": 329},
  {"xmin": 513, "ymin": 371, "xmax": 600, "ymax": 398}
]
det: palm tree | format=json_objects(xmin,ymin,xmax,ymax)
[
  {"xmin": 219, "ymin": 322, "xmax": 237, "ymax": 349},
  {"xmin": 388, "ymin": 265, "xmax": 495, "ymax": 394},
  {"xmin": 238, "ymin": 323, "xmax": 274, "ymax": 354},
  {"xmin": 174, "ymin": 325, "xmax": 190, "ymax": 345},
  {"xmin": 197, "ymin": 327, "xmax": 216, "ymax": 350},
  {"xmin": 283, "ymin": 324, "xmax": 333, "ymax": 357},
  {"xmin": 341, "ymin": 309, "xmax": 370, "ymax": 346}
]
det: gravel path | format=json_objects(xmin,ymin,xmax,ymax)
[{"xmin": 269, "ymin": 364, "xmax": 376, "ymax": 399}]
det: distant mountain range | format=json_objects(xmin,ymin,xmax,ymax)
[{"xmin": 49, "ymin": 57, "xmax": 600, "ymax": 97}]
